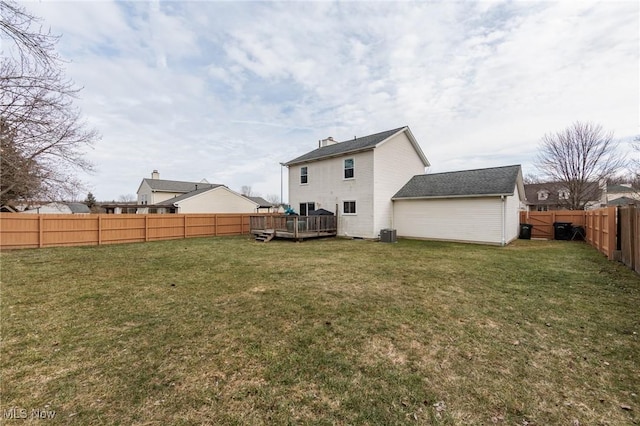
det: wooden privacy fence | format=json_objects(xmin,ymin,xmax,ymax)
[
  {"xmin": 0, "ymin": 213, "xmax": 260, "ymax": 250},
  {"xmin": 585, "ymin": 207, "xmax": 617, "ymax": 261},
  {"xmin": 519, "ymin": 207, "xmax": 640, "ymax": 275},
  {"xmin": 519, "ymin": 211, "xmax": 587, "ymax": 240},
  {"xmin": 617, "ymin": 204, "xmax": 640, "ymax": 274}
]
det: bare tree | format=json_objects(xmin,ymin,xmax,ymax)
[
  {"xmin": 264, "ymin": 193, "xmax": 280, "ymax": 205},
  {"xmin": 535, "ymin": 121, "xmax": 625, "ymax": 210},
  {"xmin": 0, "ymin": 1, "xmax": 99, "ymax": 207},
  {"xmin": 523, "ymin": 174, "xmax": 542, "ymax": 184},
  {"xmin": 631, "ymin": 135, "xmax": 640, "ymax": 181},
  {"xmin": 118, "ymin": 194, "xmax": 136, "ymax": 203},
  {"xmin": 240, "ymin": 185, "xmax": 253, "ymax": 197}
]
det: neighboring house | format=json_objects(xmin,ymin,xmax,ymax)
[
  {"xmin": 608, "ymin": 196, "xmax": 636, "ymax": 206},
  {"xmin": 606, "ymin": 184, "xmax": 639, "ymax": 206},
  {"xmin": 524, "ymin": 182, "xmax": 605, "ymax": 211},
  {"xmin": 247, "ymin": 196, "xmax": 277, "ymax": 213},
  {"xmin": 392, "ymin": 165, "xmax": 525, "ymax": 245},
  {"xmin": 284, "ymin": 126, "xmax": 430, "ymax": 239},
  {"xmin": 22, "ymin": 202, "xmax": 91, "ymax": 214},
  {"xmin": 136, "ymin": 170, "xmax": 258, "ymax": 214}
]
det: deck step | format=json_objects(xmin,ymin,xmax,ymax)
[{"xmin": 255, "ymin": 230, "xmax": 275, "ymax": 243}]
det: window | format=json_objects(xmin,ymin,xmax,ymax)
[
  {"xmin": 558, "ymin": 189, "xmax": 569, "ymax": 200},
  {"xmin": 300, "ymin": 166, "xmax": 308, "ymax": 184},
  {"xmin": 537, "ymin": 205, "xmax": 548, "ymax": 212},
  {"xmin": 299, "ymin": 202, "xmax": 315, "ymax": 216},
  {"xmin": 537, "ymin": 190, "xmax": 549, "ymax": 201},
  {"xmin": 344, "ymin": 158, "xmax": 354, "ymax": 179},
  {"xmin": 343, "ymin": 201, "xmax": 356, "ymax": 214}
]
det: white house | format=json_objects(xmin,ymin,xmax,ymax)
[
  {"xmin": 392, "ymin": 165, "xmax": 525, "ymax": 245},
  {"xmin": 284, "ymin": 126, "xmax": 429, "ymax": 239},
  {"xmin": 136, "ymin": 171, "xmax": 258, "ymax": 214},
  {"xmin": 22, "ymin": 202, "xmax": 91, "ymax": 214},
  {"xmin": 284, "ymin": 126, "xmax": 524, "ymax": 245}
]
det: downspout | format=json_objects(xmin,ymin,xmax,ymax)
[{"xmin": 501, "ymin": 195, "xmax": 506, "ymax": 246}]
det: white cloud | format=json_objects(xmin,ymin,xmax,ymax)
[{"xmin": 18, "ymin": 0, "xmax": 639, "ymax": 200}]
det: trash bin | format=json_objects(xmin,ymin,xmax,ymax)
[
  {"xmin": 553, "ymin": 222, "xmax": 572, "ymax": 240},
  {"xmin": 570, "ymin": 225, "xmax": 585, "ymax": 241},
  {"xmin": 380, "ymin": 229, "xmax": 397, "ymax": 243},
  {"xmin": 519, "ymin": 223, "xmax": 533, "ymax": 239}
]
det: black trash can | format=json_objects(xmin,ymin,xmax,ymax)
[
  {"xmin": 519, "ymin": 223, "xmax": 533, "ymax": 239},
  {"xmin": 570, "ymin": 225, "xmax": 585, "ymax": 241},
  {"xmin": 553, "ymin": 222, "xmax": 572, "ymax": 240}
]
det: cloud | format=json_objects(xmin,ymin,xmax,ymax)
[{"xmin": 19, "ymin": 0, "xmax": 639, "ymax": 200}]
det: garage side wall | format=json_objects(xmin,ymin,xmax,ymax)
[
  {"xmin": 177, "ymin": 188, "xmax": 258, "ymax": 213},
  {"xmin": 505, "ymin": 186, "xmax": 521, "ymax": 243},
  {"xmin": 393, "ymin": 197, "xmax": 505, "ymax": 244}
]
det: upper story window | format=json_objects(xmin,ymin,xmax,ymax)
[
  {"xmin": 537, "ymin": 190, "xmax": 549, "ymax": 201},
  {"xmin": 558, "ymin": 189, "xmax": 569, "ymax": 200},
  {"xmin": 300, "ymin": 166, "xmax": 308, "ymax": 184},
  {"xmin": 344, "ymin": 158, "xmax": 354, "ymax": 179}
]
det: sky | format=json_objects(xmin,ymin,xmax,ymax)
[{"xmin": 19, "ymin": 0, "xmax": 640, "ymax": 202}]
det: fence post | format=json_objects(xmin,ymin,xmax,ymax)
[
  {"xmin": 145, "ymin": 215, "xmax": 149, "ymax": 242},
  {"xmin": 214, "ymin": 214, "xmax": 218, "ymax": 236},
  {"xmin": 606, "ymin": 207, "xmax": 616, "ymax": 260},
  {"xmin": 183, "ymin": 215, "xmax": 187, "ymax": 239},
  {"xmin": 98, "ymin": 214, "xmax": 102, "ymax": 245},
  {"xmin": 38, "ymin": 215, "xmax": 44, "ymax": 248}
]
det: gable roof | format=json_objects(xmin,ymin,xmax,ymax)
[
  {"xmin": 155, "ymin": 185, "xmax": 260, "ymax": 207},
  {"xmin": 284, "ymin": 126, "xmax": 429, "ymax": 166},
  {"xmin": 524, "ymin": 181, "xmax": 602, "ymax": 205},
  {"xmin": 392, "ymin": 165, "xmax": 523, "ymax": 200},
  {"xmin": 247, "ymin": 196, "xmax": 273, "ymax": 207},
  {"xmin": 139, "ymin": 178, "xmax": 216, "ymax": 194},
  {"xmin": 156, "ymin": 185, "xmax": 224, "ymax": 205},
  {"xmin": 608, "ymin": 196, "xmax": 636, "ymax": 206},
  {"xmin": 67, "ymin": 202, "xmax": 91, "ymax": 213},
  {"xmin": 607, "ymin": 184, "xmax": 637, "ymax": 194}
]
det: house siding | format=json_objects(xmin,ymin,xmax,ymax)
[
  {"xmin": 288, "ymin": 151, "xmax": 375, "ymax": 237},
  {"xmin": 505, "ymin": 185, "xmax": 521, "ymax": 243},
  {"xmin": 373, "ymin": 132, "xmax": 427, "ymax": 237},
  {"xmin": 137, "ymin": 181, "xmax": 184, "ymax": 205},
  {"xmin": 175, "ymin": 187, "xmax": 257, "ymax": 213},
  {"xmin": 393, "ymin": 197, "xmax": 507, "ymax": 245}
]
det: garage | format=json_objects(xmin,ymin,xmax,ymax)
[{"xmin": 391, "ymin": 165, "xmax": 525, "ymax": 245}]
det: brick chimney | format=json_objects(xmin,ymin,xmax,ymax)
[{"xmin": 151, "ymin": 170, "xmax": 159, "ymax": 179}]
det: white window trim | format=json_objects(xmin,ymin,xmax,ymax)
[
  {"xmin": 343, "ymin": 200, "xmax": 357, "ymax": 215},
  {"xmin": 344, "ymin": 158, "xmax": 355, "ymax": 180},
  {"xmin": 300, "ymin": 166, "xmax": 308, "ymax": 185}
]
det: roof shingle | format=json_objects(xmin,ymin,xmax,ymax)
[
  {"xmin": 393, "ymin": 165, "xmax": 522, "ymax": 199},
  {"xmin": 142, "ymin": 178, "xmax": 217, "ymax": 193},
  {"xmin": 284, "ymin": 126, "xmax": 407, "ymax": 165},
  {"xmin": 156, "ymin": 185, "xmax": 224, "ymax": 205}
]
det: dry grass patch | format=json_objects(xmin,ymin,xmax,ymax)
[{"xmin": 1, "ymin": 236, "xmax": 639, "ymax": 424}]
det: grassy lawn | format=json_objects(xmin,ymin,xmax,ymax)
[{"xmin": 1, "ymin": 236, "xmax": 639, "ymax": 425}]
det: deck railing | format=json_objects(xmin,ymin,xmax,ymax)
[{"xmin": 250, "ymin": 215, "xmax": 337, "ymax": 238}]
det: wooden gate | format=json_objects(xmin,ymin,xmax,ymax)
[{"xmin": 519, "ymin": 211, "xmax": 587, "ymax": 240}]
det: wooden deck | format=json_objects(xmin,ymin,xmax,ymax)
[{"xmin": 250, "ymin": 215, "xmax": 337, "ymax": 241}]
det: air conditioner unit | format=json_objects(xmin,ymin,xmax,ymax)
[{"xmin": 380, "ymin": 228, "xmax": 397, "ymax": 243}]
